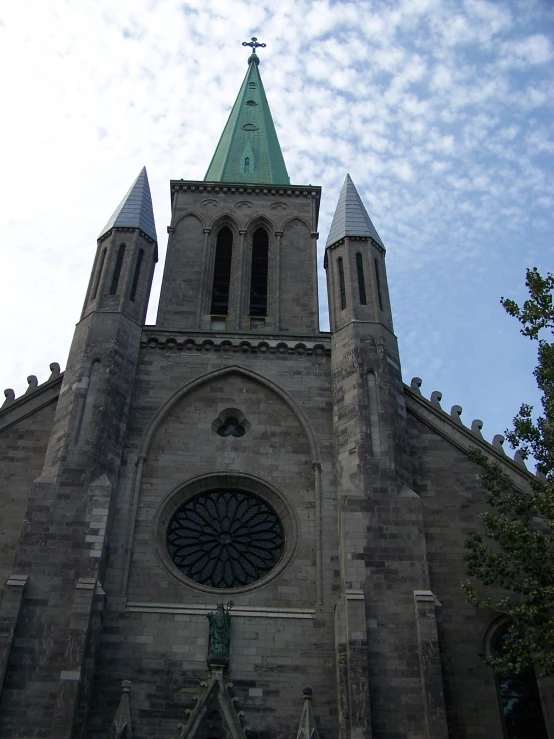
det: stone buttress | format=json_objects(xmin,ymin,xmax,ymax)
[
  {"xmin": 326, "ymin": 175, "xmax": 448, "ymax": 738},
  {"xmin": 0, "ymin": 168, "xmax": 158, "ymax": 738}
]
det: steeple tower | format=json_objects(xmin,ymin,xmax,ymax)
[
  {"xmin": 204, "ymin": 39, "xmax": 289, "ymax": 185},
  {"xmin": 156, "ymin": 42, "xmax": 319, "ymax": 333},
  {"xmin": 83, "ymin": 166, "xmax": 158, "ymax": 325},
  {"xmin": 325, "ymin": 174, "xmax": 391, "ymax": 332}
]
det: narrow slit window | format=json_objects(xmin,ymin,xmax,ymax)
[
  {"xmin": 244, "ymin": 157, "xmax": 250, "ymax": 174},
  {"xmin": 356, "ymin": 253, "xmax": 367, "ymax": 305},
  {"xmin": 91, "ymin": 248, "xmax": 106, "ymax": 301},
  {"xmin": 249, "ymin": 228, "xmax": 269, "ymax": 317},
  {"xmin": 338, "ymin": 257, "xmax": 346, "ymax": 310},
  {"xmin": 210, "ymin": 227, "xmax": 233, "ymax": 315},
  {"xmin": 492, "ymin": 628, "xmax": 547, "ymax": 738},
  {"xmin": 374, "ymin": 258, "xmax": 384, "ymax": 311},
  {"xmin": 129, "ymin": 249, "xmax": 144, "ymax": 302},
  {"xmin": 110, "ymin": 244, "xmax": 126, "ymax": 295}
]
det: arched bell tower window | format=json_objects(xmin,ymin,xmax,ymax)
[
  {"xmin": 129, "ymin": 249, "xmax": 144, "ymax": 303},
  {"xmin": 90, "ymin": 247, "xmax": 106, "ymax": 302},
  {"xmin": 491, "ymin": 626, "xmax": 547, "ymax": 738},
  {"xmin": 210, "ymin": 227, "xmax": 233, "ymax": 315},
  {"xmin": 374, "ymin": 258, "xmax": 384, "ymax": 311},
  {"xmin": 244, "ymin": 157, "xmax": 250, "ymax": 174},
  {"xmin": 356, "ymin": 252, "xmax": 367, "ymax": 305},
  {"xmin": 110, "ymin": 243, "xmax": 126, "ymax": 295},
  {"xmin": 338, "ymin": 257, "xmax": 346, "ymax": 310},
  {"xmin": 249, "ymin": 228, "xmax": 269, "ymax": 317}
]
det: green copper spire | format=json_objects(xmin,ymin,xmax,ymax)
[{"xmin": 204, "ymin": 40, "xmax": 290, "ymax": 185}]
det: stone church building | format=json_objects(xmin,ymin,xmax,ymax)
[{"xmin": 0, "ymin": 44, "xmax": 552, "ymax": 739}]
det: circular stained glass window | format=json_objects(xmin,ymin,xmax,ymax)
[{"xmin": 166, "ymin": 489, "xmax": 284, "ymax": 589}]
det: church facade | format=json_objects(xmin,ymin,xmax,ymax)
[{"xmin": 0, "ymin": 44, "xmax": 552, "ymax": 739}]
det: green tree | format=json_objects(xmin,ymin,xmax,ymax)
[{"xmin": 462, "ymin": 268, "xmax": 554, "ymax": 677}]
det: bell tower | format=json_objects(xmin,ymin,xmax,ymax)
[{"xmin": 155, "ymin": 45, "xmax": 320, "ymax": 335}]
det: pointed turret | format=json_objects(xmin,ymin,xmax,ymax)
[
  {"xmin": 296, "ymin": 687, "xmax": 320, "ymax": 739},
  {"xmin": 325, "ymin": 173, "xmax": 391, "ymax": 332},
  {"xmin": 326, "ymin": 174, "xmax": 383, "ymax": 248},
  {"xmin": 204, "ymin": 52, "xmax": 290, "ymax": 185},
  {"xmin": 99, "ymin": 166, "xmax": 157, "ymax": 242},
  {"xmin": 108, "ymin": 681, "xmax": 132, "ymax": 739}
]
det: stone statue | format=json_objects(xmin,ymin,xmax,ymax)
[{"xmin": 207, "ymin": 601, "xmax": 233, "ymax": 667}]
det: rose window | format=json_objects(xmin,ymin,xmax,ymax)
[{"xmin": 166, "ymin": 489, "xmax": 284, "ymax": 588}]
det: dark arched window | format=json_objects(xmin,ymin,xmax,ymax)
[
  {"xmin": 110, "ymin": 243, "xmax": 126, "ymax": 295},
  {"xmin": 249, "ymin": 228, "xmax": 269, "ymax": 316},
  {"xmin": 129, "ymin": 249, "xmax": 144, "ymax": 303},
  {"xmin": 338, "ymin": 257, "xmax": 346, "ymax": 310},
  {"xmin": 374, "ymin": 258, "xmax": 383, "ymax": 311},
  {"xmin": 356, "ymin": 253, "xmax": 367, "ymax": 305},
  {"xmin": 91, "ymin": 247, "xmax": 106, "ymax": 301},
  {"xmin": 244, "ymin": 157, "xmax": 250, "ymax": 174},
  {"xmin": 492, "ymin": 627, "xmax": 547, "ymax": 738},
  {"xmin": 211, "ymin": 227, "xmax": 233, "ymax": 315}
]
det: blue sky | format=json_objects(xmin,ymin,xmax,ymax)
[{"xmin": 0, "ymin": 0, "xmax": 552, "ymax": 467}]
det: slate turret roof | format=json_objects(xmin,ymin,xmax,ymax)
[
  {"xmin": 326, "ymin": 174, "xmax": 384, "ymax": 249},
  {"xmin": 204, "ymin": 53, "xmax": 290, "ymax": 185},
  {"xmin": 99, "ymin": 166, "xmax": 157, "ymax": 242}
]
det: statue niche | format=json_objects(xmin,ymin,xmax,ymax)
[{"xmin": 207, "ymin": 601, "xmax": 233, "ymax": 668}]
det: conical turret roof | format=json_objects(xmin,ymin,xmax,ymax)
[
  {"xmin": 99, "ymin": 166, "xmax": 157, "ymax": 242},
  {"xmin": 326, "ymin": 174, "xmax": 384, "ymax": 249},
  {"xmin": 204, "ymin": 54, "xmax": 290, "ymax": 185}
]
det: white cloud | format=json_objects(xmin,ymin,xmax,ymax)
[{"xmin": 0, "ymin": 0, "xmax": 551, "ymax": 452}]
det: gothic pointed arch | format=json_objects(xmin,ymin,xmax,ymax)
[
  {"xmin": 243, "ymin": 213, "xmax": 277, "ymax": 234},
  {"xmin": 207, "ymin": 213, "xmax": 241, "ymax": 235},
  {"xmin": 177, "ymin": 671, "xmax": 248, "ymax": 739},
  {"xmin": 281, "ymin": 215, "xmax": 312, "ymax": 232},
  {"xmin": 173, "ymin": 211, "xmax": 206, "ymax": 230},
  {"xmin": 483, "ymin": 618, "xmax": 548, "ymax": 738},
  {"xmin": 138, "ymin": 365, "xmax": 320, "ymax": 464}
]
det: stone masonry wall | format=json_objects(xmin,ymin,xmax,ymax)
[
  {"xmin": 86, "ymin": 334, "xmax": 338, "ymax": 738},
  {"xmin": 0, "ymin": 401, "xmax": 57, "ymax": 584},
  {"xmin": 408, "ymin": 410, "xmax": 513, "ymax": 738}
]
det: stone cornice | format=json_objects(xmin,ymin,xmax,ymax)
[
  {"xmin": 97, "ymin": 226, "xmax": 157, "ymax": 247},
  {"xmin": 141, "ymin": 329, "xmax": 331, "ymax": 356},
  {"xmin": 324, "ymin": 236, "xmax": 386, "ymax": 265},
  {"xmin": 170, "ymin": 179, "xmax": 321, "ymax": 199}
]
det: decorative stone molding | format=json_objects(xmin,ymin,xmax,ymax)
[
  {"xmin": 126, "ymin": 602, "xmax": 315, "ymax": 619},
  {"xmin": 171, "ymin": 179, "xmax": 321, "ymax": 200},
  {"xmin": 405, "ymin": 376, "xmax": 537, "ymax": 477},
  {"xmin": 141, "ymin": 334, "xmax": 331, "ymax": 356},
  {"xmin": 176, "ymin": 669, "xmax": 249, "ymax": 739},
  {"xmin": 98, "ymin": 225, "xmax": 157, "ymax": 246},
  {"xmin": 0, "ymin": 362, "xmax": 63, "ymax": 432}
]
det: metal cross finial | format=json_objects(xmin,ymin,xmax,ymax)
[{"xmin": 242, "ymin": 36, "xmax": 266, "ymax": 55}]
